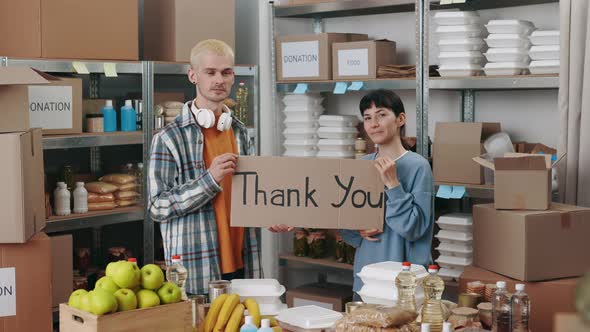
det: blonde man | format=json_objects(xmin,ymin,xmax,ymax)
[{"xmin": 148, "ymin": 39, "xmax": 261, "ymax": 295}]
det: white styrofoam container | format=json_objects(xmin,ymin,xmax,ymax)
[
  {"xmin": 317, "ymin": 139, "xmax": 355, "ymax": 152},
  {"xmin": 485, "ymin": 20, "xmax": 535, "ymax": 35},
  {"xmin": 439, "ymin": 268, "xmax": 463, "ymax": 280},
  {"xmin": 529, "ymin": 30, "xmax": 560, "ymax": 46},
  {"xmin": 529, "ymin": 45, "xmax": 560, "ymax": 60},
  {"xmin": 484, "ymin": 48, "xmax": 530, "ymax": 63},
  {"xmin": 283, "ymin": 127, "xmax": 318, "ymax": 140},
  {"xmin": 283, "ymin": 94, "xmax": 323, "ymax": 104},
  {"xmin": 439, "ymin": 51, "xmax": 485, "ymax": 66},
  {"xmin": 485, "ymin": 34, "xmax": 532, "ymax": 48},
  {"xmin": 231, "ymin": 279, "xmax": 286, "ymax": 298},
  {"xmin": 283, "ymin": 105, "xmax": 324, "ymax": 113},
  {"xmin": 318, "ymin": 115, "xmax": 359, "ymax": 128},
  {"xmin": 437, "ymin": 239, "xmax": 473, "ymax": 252},
  {"xmin": 434, "ymin": 11, "xmax": 481, "ymax": 26},
  {"xmin": 436, "ymin": 255, "xmax": 473, "ymax": 269},
  {"xmin": 357, "ymin": 284, "xmax": 425, "ymax": 307},
  {"xmin": 284, "ymin": 119, "xmax": 319, "ymax": 129},
  {"xmin": 276, "ymin": 306, "xmax": 343, "ymax": 330},
  {"xmin": 317, "ymin": 126, "xmax": 358, "ymax": 139},
  {"xmin": 484, "ymin": 62, "xmax": 529, "ymax": 76},
  {"xmin": 284, "ymin": 150, "xmax": 318, "ymax": 158},
  {"xmin": 436, "ymin": 230, "xmax": 473, "ymax": 243},
  {"xmin": 284, "ymin": 139, "xmax": 318, "ymax": 148},
  {"xmin": 316, "ymin": 150, "xmax": 355, "ymax": 159},
  {"xmin": 436, "ymin": 25, "xmax": 485, "ymax": 39},
  {"xmin": 529, "ymin": 60, "xmax": 560, "ymax": 74},
  {"xmin": 284, "ymin": 112, "xmax": 320, "ymax": 122},
  {"xmin": 438, "ymin": 38, "xmax": 485, "ymax": 52},
  {"xmin": 357, "ymin": 261, "xmax": 429, "ymax": 290},
  {"xmin": 436, "ymin": 213, "xmax": 473, "ymax": 232},
  {"xmin": 436, "ymin": 242, "xmax": 473, "ymax": 259},
  {"xmin": 438, "ymin": 64, "xmax": 482, "ymax": 77},
  {"xmin": 259, "ymin": 302, "xmax": 289, "ymax": 316}
]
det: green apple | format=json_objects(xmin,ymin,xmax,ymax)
[
  {"xmin": 95, "ymin": 276, "xmax": 120, "ymax": 294},
  {"xmin": 136, "ymin": 289, "xmax": 161, "ymax": 308},
  {"xmin": 79, "ymin": 293, "xmax": 93, "ymax": 313},
  {"xmin": 89, "ymin": 289, "xmax": 118, "ymax": 315},
  {"xmin": 105, "ymin": 261, "xmax": 124, "ymax": 278},
  {"xmin": 157, "ymin": 282, "xmax": 182, "ymax": 304},
  {"xmin": 112, "ymin": 261, "xmax": 140, "ymax": 289},
  {"xmin": 113, "ymin": 288, "xmax": 138, "ymax": 312},
  {"xmin": 140, "ymin": 264, "xmax": 165, "ymax": 290},
  {"xmin": 68, "ymin": 289, "xmax": 89, "ymax": 309},
  {"xmin": 131, "ymin": 263, "xmax": 141, "ymax": 286}
]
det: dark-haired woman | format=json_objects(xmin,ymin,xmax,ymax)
[{"xmin": 340, "ymin": 89, "xmax": 434, "ymax": 296}]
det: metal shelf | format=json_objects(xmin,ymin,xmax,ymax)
[
  {"xmin": 279, "ymin": 253, "xmax": 354, "ymax": 271},
  {"xmin": 435, "ymin": 182, "xmax": 494, "ymax": 200},
  {"xmin": 43, "ymin": 131, "xmax": 143, "ymax": 150},
  {"xmin": 274, "ymin": 0, "xmax": 558, "ymax": 18},
  {"xmin": 45, "ymin": 206, "xmax": 144, "ymax": 233},
  {"xmin": 276, "ymin": 75, "xmax": 558, "ymax": 92},
  {"xmin": 154, "ymin": 62, "xmax": 257, "ymax": 76}
]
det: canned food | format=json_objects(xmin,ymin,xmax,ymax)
[{"xmin": 208, "ymin": 280, "xmax": 231, "ymax": 303}]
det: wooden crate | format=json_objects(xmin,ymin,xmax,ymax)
[{"xmin": 59, "ymin": 301, "xmax": 192, "ymax": 332}]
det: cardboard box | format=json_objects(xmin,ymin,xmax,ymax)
[
  {"xmin": 143, "ymin": 0, "xmax": 235, "ymax": 62},
  {"xmin": 0, "ymin": 67, "xmax": 83, "ymax": 135},
  {"xmin": 50, "ymin": 235, "xmax": 72, "ymax": 310},
  {"xmin": 0, "ymin": 129, "xmax": 45, "ymax": 244},
  {"xmin": 332, "ymin": 40, "xmax": 397, "ymax": 80},
  {"xmin": 0, "ymin": 233, "xmax": 52, "ymax": 332},
  {"xmin": 0, "ymin": 0, "xmax": 42, "ymax": 58},
  {"xmin": 286, "ymin": 283, "xmax": 353, "ymax": 312},
  {"xmin": 459, "ymin": 266, "xmax": 578, "ymax": 332},
  {"xmin": 473, "ymin": 203, "xmax": 590, "ymax": 281},
  {"xmin": 276, "ymin": 33, "xmax": 369, "ymax": 81},
  {"xmin": 554, "ymin": 313, "xmax": 590, "ymax": 332},
  {"xmin": 433, "ymin": 122, "xmax": 501, "ymax": 184},
  {"xmin": 473, "ymin": 153, "xmax": 554, "ymax": 210},
  {"xmin": 59, "ymin": 301, "xmax": 192, "ymax": 332},
  {"xmin": 231, "ymin": 156, "xmax": 384, "ymax": 230},
  {"xmin": 41, "ymin": 0, "xmax": 138, "ymax": 60}
]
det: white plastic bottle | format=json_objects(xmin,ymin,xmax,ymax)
[
  {"xmin": 492, "ymin": 281, "xmax": 510, "ymax": 332},
  {"xmin": 442, "ymin": 322, "xmax": 452, "ymax": 332},
  {"xmin": 166, "ymin": 255, "xmax": 188, "ymax": 300},
  {"xmin": 73, "ymin": 182, "xmax": 88, "ymax": 214},
  {"xmin": 54, "ymin": 182, "xmax": 71, "ymax": 216},
  {"xmin": 258, "ymin": 319, "xmax": 273, "ymax": 332},
  {"xmin": 240, "ymin": 316, "xmax": 258, "ymax": 332},
  {"xmin": 421, "ymin": 323, "xmax": 431, "ymax": 332},
  {"xmin": 510, "ymin": 284, "xmax": 530, "ymax": 332}
]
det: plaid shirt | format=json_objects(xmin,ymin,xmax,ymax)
[{"xmin": 148, "ymin": 101, "xmax": 262, "ymax": 295}]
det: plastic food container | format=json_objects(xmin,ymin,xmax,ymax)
[
  {"xmin": 437, "ymin": 243, "xmax": 474, "ymax": 259},
  {"xmin": 435, "ymin": 230, "xmax": 473, "ymax": 244},
  {"xmin": 529, "ymin": 60, "xmax": 560, "ymax": 74},
  {"xmin": 484, "ymin": 48, "xmax": 530, "ymax": 63},
  {"xmin": 276, "ymin": 305, "xmax": 343, "ymax": 330},
  {"xmin": 230, "ymin": 279, "xmax": 286, "ymax": 303},
  {"xmin": 485, "ymin": 34, "xmax": 531, "ymax": 48},
  {"xmin": 438, "ymin": 64, "xmax": 483, "ymax": 77},
  {"xmin": 436, "ymin": 213, "xmax": 473, "ymax": 232},
  {"xmin": 317, "ymin": 126, "xmax": 358, "ymax": 139},
  {"xmin": 283, "ymin": 105, "xmax": 324, "ymax": 113},
  {"xmin": 282, "ymin": 94, "xmax": 323, "ymax": 107},
  {"xmin": 284, "ymin": 112, "xmax": 320, "ymax": 122},
  {"xmin": 284, "ymin": 119, "xmax": 319, "ymax": 129},
  {"xmin": 439, "ymin": 51, "xmax": 485, "ymax": 66},
  {"xmin": 436, "ymin": 25, "xmax": 485, "ymax": 39},
  {"xmin": 317, "ymin": 139, "xmax": 355, "ymax": 152},
  {"xmin": 316, "ymin": 150, "xmax": 355, "ymax": 159},
  {"xmin": 318, "ymin": 115, "xmax": 359, "ymax": 128},
  {"xmin": 258, "ymin": 302, "xmax": 288, "ymax": 316},
  {"xmin": 357, "ymin": 284, "xmax": 426, "ymax": 307},
  {"xmin": 438, "ymin": 38, "xmax": 485, "ymax": 52},
  {"xmin": 284, "ymin": 150, "xmax": 318, "ymax": 158},
  {"xmin": 529, "ymin": 45, "xmax": 560, "ymax": 60},
  {"xmin": 434, "ymin": 11, "xmax": 481, "ymax": 26},
  {"xmin": 284, "ymin": 139, "xmax": 318, "ymax": 149},
  {"xmin": 529, "ymin": 30, "xmax": 560, "ymax": 46},
  {"xmin": 439, "ymin": 267, "xmax": 463, "ymax": 281},
  {"xmin": 485, "ymin": 20, "xmax": 535, "ymax": 35},
  {"xmin": 436, "ymin": 255, "xmax": 473, "ymax": 269},
  {"xmin": 283, "ymin": 127, "xmax": 318, "ymax": 140},
  {"xmin": 357, "ymin": 261, "xmax": 430, "ymax": 290},
  {"xmin": 484, "ymin": 62, "xmax": 529, "ymax": 76}
]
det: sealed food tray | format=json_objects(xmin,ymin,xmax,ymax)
[
  {"xmin": 434, "ymin": 11, "xmax": 481, "ymax": 26},
  {"xmin": 436, "ymin": 25, "xmax": 485, "ymax": 39},
  {"xmin": 318, "ymin": 115, "xmax": 359, "ymax": 128},
  {"xmin": 529, "ymin": 45, "xmax": 560, "ymax": 60},
  {"xmin": 276, "ymin": 305, "xmax": 343, "ymax": 330},
  {"xmin": 529, "ymin": 30, "xmax": 560, "ymax": 46},
  {"xmin": 436, "ymin": 213, "xmax": 473, "ymax": 232},
  {"xmin": 484, "ymin": 62, "xmax": 529, "ymax": 76},
  {"xmin": 529, "ymin": 60, "xmax": 560, "ymax": 74},
  {"xmin": 317, "ymin": 126, "xmax": 358, "ymax": 139},
  {"xmin": 438, "ymin": 38, "xmax": 485, "ymax": 52},
  {"xmin": 438, "ymin": 64, "xmax": 482, "ymax": 77},
  {"xmin": 439, "ymin": 51, "xmax": 485, "ymax": 66},
  {"xmin": 484, "ymin": 48, "xmax": 530, "ymax": 63},
  {"xmin": 485, "ymin": 20, "xmax": 535, "ymax": 35},
  {"xmin": 485, "ymin": 34, "xmax": 531, "ymax": 48}
]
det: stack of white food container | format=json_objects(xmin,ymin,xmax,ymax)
[
  {"xmin": 230, "ymin": 279, "xmax": 288, "ymax": 316},
  {"xmin": 276, "ymin": 306, "xmax": 343, "ymax": 332},
  {"xmin": 356, "ymin": 261, "xmax": 429, "ymax": 307},
  {"xmin": 434, "ymin": 213, "xmax": 473, "ymax": 282},
  {"xmin": 484, "ymin": 20, "xmax": 536, "ymax": 76},
  {"xmin": 317, "ymin": 115, "xmax": 359, "ymax": 159},
  {"xmin": 529, "ymin": 30, "xmax": 560, "ymax": 74},
  {"xmin": 434, "ymin": 11, "xmax": 486, "ymax": 77},
  {"xmin": 282, "ymin": 94, "xmax": 323, "ymax": 157}
]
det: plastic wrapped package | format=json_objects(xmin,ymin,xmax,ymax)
[
  {"xmin": 118, "ymin": 183, "xmax": 139, "ymax": 191},
  {"xmin": 88, "ymin": 201, "xmax": 118, "ymax": 211},
  {"xmin": 114, "ymin": 191, "xmax": 140, "ymax": 200},
  {"xmin": 483, "ymin": 132, "xmax": 514, "ymax": 158},
  {"xmin": 334, "ymin": 318, "xmax": 418, "ymax": 332},
  {"xmin": 345, "ymin": 305, "xmax": 418, "ymax": 328},
  {"xmin": 87, "ymin": 192, "xmax": 115, "ymax": 203},
  {"xmin": 85, "ymin": 182, "xmax": 119, "ymax": 194},
  {"xmin": 116, "ymin": 199, "xmax": 137, "ymax": 207},
  {"xmin": 99, "ymin": 174, "xmax": 137, "ymax": 185}
]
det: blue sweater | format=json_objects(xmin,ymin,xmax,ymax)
[{"xmin": 341, "ymin": 151, "xmax": 434, "ymax": 293}]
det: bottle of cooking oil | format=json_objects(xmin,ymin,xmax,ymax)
[
  {"xmin": 421, "ymin": 265, "xmax": 445, "ymax": 332},
  {"xmin": 166, "ymin": 255, "xmax": 188, "ymax": 300},
  {"xmin": 395, "ymin": 262, "xmax": 417, "ymax": 312},
  {"xmin": 235, "ymin": 81, "xmax": 248, "ymax": 125}
]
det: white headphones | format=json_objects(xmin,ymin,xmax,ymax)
[{"xmin": 191, "ymin": 101, "xmax": 233, "ymax": 131}]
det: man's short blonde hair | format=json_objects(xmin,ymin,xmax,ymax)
[{"xmin": 190, "ymin": 39, "xmax": 235, "ymax": 69}]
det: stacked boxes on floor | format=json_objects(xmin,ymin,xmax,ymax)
[
  {"xmin": 434, "ymin": 213, "xmax": 473, "ymax": 282},
  {"xmin": 282, "ymin": 94, "xmax": 323, "ymax": 157},
  {"xmin": 317, "ymin": 115, "xmax": 359, "ymax": 159},
  {"xmin": 529, "ymin": 30, "xmax": 561, "ymax": 74},
  {"xmin": 434, "ymin": 11, "xmax": 486, "ymax": 77},
  {"xmin": 483, "ymin": 20, "xmax": 536, "ymax": 76}
]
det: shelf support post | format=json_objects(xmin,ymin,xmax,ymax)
[
  {"xmin": 461, "ymin": 89, "xmax": 475, "ymax": 122},
  {"xmin": 416, "ymin": 0, "xmax": 430, "ymax": 158},
  {"xmin": 142, "ymin": 60, "xmax": 155, "ymax": 264}
]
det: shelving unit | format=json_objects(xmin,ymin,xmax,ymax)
[
  {"xmin": 45, "ymin": 206, "xmax": 144, "ymax": 233},
  {"xmin": 279, "ymin": 253, "xmax": 354, "ymax": 271},
  {"xmin": 435, "ymin": 182, "xmax": 494, "ymax": 200},
  {"xmin": 43, "ymin": 131, "xmax": 143, "ymax": 150}
]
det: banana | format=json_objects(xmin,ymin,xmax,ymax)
[
  {"xmin": 224, "ymin": 303, "xmax": 245, "ymax": 332},
  {"xmin": 243, "ymin": 298, "xmax": 261, "ymax": 327},
  {"xmin": 204, "ymin": 294, "xmax": 229, "ymax": 332},
  {"xmin": 213, "ymin": 294, "xmax": 240, "ymax": 332},
  {"xmin": 272, "ymin": 327, "xmax": 283, "ymax": 332},
  {"xmin": 261, "ymin": 315, "xmax": 278, "ymax": 327}
]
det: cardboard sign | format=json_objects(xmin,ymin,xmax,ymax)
[
  {"xmin": 281, "ymin": 41, "xmax": 320, "ymax": 78},
  {"xmin": 231, "ymin": 157, "xmax": 384, "ymax": 230},
  {"xmin": 0, "ymin": 268, "xmax": 16, "ymax": 317},
  {"xmin": 337, "ymin": 48, "xmax": 369, "ymax": 76},
  {"xmin": 29, "ymin": 85, "xmax": 73, "ymax": 130}
]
